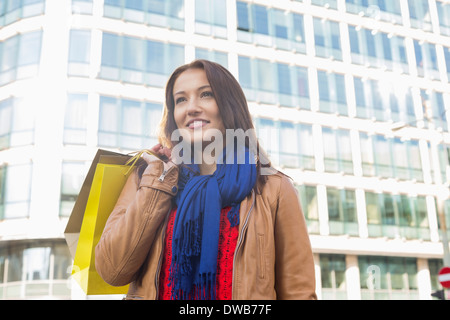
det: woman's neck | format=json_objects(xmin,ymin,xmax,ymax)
[
  {"xmin": 192, "ymin": 146, "xmax": 218, "ymax": 176},
  {"xmin": 198, "ymin": 162, "xmax": 217, "ymax": 175}
]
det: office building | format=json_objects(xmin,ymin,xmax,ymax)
[{"xmin": 0, "ymin": 0, "xmax": 449, "ymax": 299}]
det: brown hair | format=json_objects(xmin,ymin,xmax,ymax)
[{"xmin": 158, "ymin": 59, "xmax": 270, "ymax": 192}]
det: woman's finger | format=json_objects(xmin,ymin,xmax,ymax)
[{"xmin": 142, "ymin": 152, "xmax": 160, "ymax": 164}]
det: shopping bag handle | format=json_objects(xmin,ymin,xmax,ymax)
[{"xmin": 124, "ymin": 149, "xmax": 160, "ymax": 176}]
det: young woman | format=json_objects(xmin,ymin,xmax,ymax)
[{"xmin": 95, "ymin": 60, "xmax": 317, "ymax": 300}]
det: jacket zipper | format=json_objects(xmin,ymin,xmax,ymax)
[
  {"xmin": 154, "ymin": 206, "xmax": 172, "ymax": 299},
  {"xmin": 231, "ymin": 190, "xmax": 255, "ymax": 300},
  {"xmin": 158, "ymin": 169, "xmax": 168, "ymax": 182}
]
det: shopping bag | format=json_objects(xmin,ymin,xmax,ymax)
[
  {"xmin": 65, "ymin": 149, "xmax": 156, "ymax": 295},
  {"xmin": 64, "ymin": 149, "xmax": 127, "ymax": 260}
]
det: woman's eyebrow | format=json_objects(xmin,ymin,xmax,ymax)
[{"xmin": 174, "ymin": 85, "xmax": 211, "ymax": 96}]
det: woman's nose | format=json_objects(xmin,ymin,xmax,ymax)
[{"xmin": 186, "ymin": 97, "xmax": 202, "ymax": 115}]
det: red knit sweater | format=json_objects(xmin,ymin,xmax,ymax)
[{"xmin": 158, "ymin": 206, "xmax": 239, "ymax": 300}]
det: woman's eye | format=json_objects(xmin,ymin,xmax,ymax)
[
  {"xmin": 201, "ymin": 91, "xmax": 214, "ymax": 98},
  {"xmin": 175, "ymin": 97, "xmax": 186, "ymax": 104}
]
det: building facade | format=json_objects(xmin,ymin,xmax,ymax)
[{"xmin": 0, "ymin": 0, "xmax": 450, "ymax": 299}]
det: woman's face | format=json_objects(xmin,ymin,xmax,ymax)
[{"xmin": 173, "ymin": 68, "xmax": 226, "ymax": 147}]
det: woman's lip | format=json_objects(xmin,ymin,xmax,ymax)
[{"xmin": 187, "ymin": 120, "xmax": 210, "ymax": 129}]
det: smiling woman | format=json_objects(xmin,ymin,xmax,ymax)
[{"xmin": 95, "ymin": 59, "xmax": 317, "ymax": 300}]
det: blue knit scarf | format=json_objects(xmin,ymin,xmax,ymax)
[{"xmin": 169, "ymin": 146, "xmax": 257, "ymax": 300}]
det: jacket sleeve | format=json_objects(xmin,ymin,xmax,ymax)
[
  {"xmin": 274, "ymin": 176, "xmax": 317, "ymax": 300},
  {"xmin": 95, "ymin": 160, "xmax": 178, "ymax": 287}
]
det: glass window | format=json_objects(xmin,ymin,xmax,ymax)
[
  {"xmin": 354, "ymin": 76, "xmax": 415, "ymax": 124},
  {"xmin": 239, "ymin": 56, "xmax": 309, "ymax": 108},
  {"xmin": 98, "ymin": 96, "xmax": 163, "ymax": 151},
  {"xmin": 64, "ymin": 94, "xmax": 88, "ymax": 145},
  {"xmin": 438, "ymin": 145, "xmax": 450, "ymax": 184},
  {"xmin": 314, "ymin": 18, "xmax": 342, "ymax": 61},
  {"xmin": 253, "ymin": 4, "xmax": 269, "ymax": 35},
  {"xmin": 236, "ymin": 1, "xmax": 250, "ymax": 31},
  {"xmin": 255, "ymin": 118, "xmax": 278, "ymax": 166},
  {"xmin": 312, "ymin": 0, "xmax": 338, "ymax": 10},
  {"xmin": 348, "ymin": 25, "xmax": 408, "ymax": 73},
  {"xmin": 2, "ymin": 97, "xmax": 35, "ymax": 149},
  {"xmin": 421, "ymin": 89, "xmax": 448, "ymax": 132},
  {"xmin": 359, "ymin": 256, "xmax": 418, "ymax": 300},
  {"xmin": 322, "ymin": 127, "xmax": 353, "ymax": 174},
  {"xmin": 101, "ymin": 33, "xmax": 119, "ymax": 67},
  {"xmin": 7, "ymin": 245, "xmax": 23, "ymax": 282},
  {"xmin": 24, "ymin": 247, "xmax": 50, "ymax": 281},
  {"xmin": 279, "ymin": 121, "xmax": 297, "ymax": 168},
  {"xmin": 195, "ymin": 48, "xmax": 228, "ymax": 68},
  {"xmin": 72, "ymin": 0, "xmax": 93, "ymax": 14},
  {"xmin": 346, "ymin": 0, "xmax": 402, "ymax": 24},
  {"xmin": 123, "ymin": 35, "xmax": 145, "ymax": 70},
  {"xmin": 0, "ymin": 36, "xmax": 18, "ymax": 85},
  {"xmin": 408, "ymin": 0, "xmax": 432, "ymax": 31},
  {"xmin": 278, "ymin": 63, "xmax": 310, "ymax": 108},
  {"xmin": 348, "ymin": 25, "xmax": 360, "ymax": 54},
  {"xmin": 238, "ymin": 56, "xmax": 252, "ymax": 93},
  {"xmin": 277, "ymin": 63, "xmax": 292, "ymax": 104},
  {"xmin": 279, "ymin": 122, "xmax": 314, "ymax": 170},
  {"xmin": 320, "ymin": 254, "xmax": 347, "ymax": 300},
  {"xmin": 236, "ymin": 2, "xmax": 306, "ymax": 52},
  {"xmin": 18, "ymin": 31, "xmax": 41, "ymax": 67},
  {"xmin": 292, "ymin": 13, "xmax": 306, "ymax": 53},
  {"xmin": 327, "ymin": 188, "xmax": 358, "ymax": 236},
  {"xmin": 414, "ymin": 40, "xmax": 440, "ymax": 80},
  {"xmin": 444, "ymin": 46, "xmax": 450, "ymax": 79},
  {"xmin": 365, "ymin": 192, "xmax": 382, "ymax": 228},
  {"xmin": 100, "ymin": 33, "xmax": 184, "ymax": 86},
  {"xmin": 257, "ymin": 59, "xmax": 275, "ymax": 102},
  {"xmin": 0, "ymin": 98, "xmax": 13, "ymax": 150},
  {"xmin": 60, "ymin": 161, "xmax": 89, "ymax": 217},
  {"xmin": 68, "ymin": 30, "xmax": 91, "ymax": 63},
  {"xmin": 373, "ymin": 135, "xmax": 393, "ymax": 178},
  {"xmin": 395, "ymin": 195, "xmax": 429, "ymax": 240},
  {"xmin": 318, "ymin": 71, "xmax": 348, "ymax": 115},
  {"xmin": 104, "ymin": 0, "xmax": 185, "ymax": 30},
  {"xmin": 0, "ymin": 166, "xmax": 4, "ymax": 220},
  {"xmin": 294, "ymin": 66, "xmax": 310, "ymax": 109},
  {"xmin": 366, "ymin": 191, "xmax": 430, "ymax": 240},
  {"xmin": 1, "ymin": 241, "xmax": 72, "ymax": 299},
  {"xmin": 360, "ymin": 133, "xmax": 423, "ymax": 181},
  {"xmin": 407, "ymin": 140, "xmax": 423, "ymax": 182},
  {"xmin": 437, "ymin": 1, "xmax": 450, "ymax": 36},
  {"xmin": 392, "ymin": 139, "xmax": 423, "ymax": 182},
  {"xmin": 0, "ymin": 0, "xmax": 45, "ymax": 26},
  {"xmin": 195, "ymin": 0, "xmax": 227, "ymax": 38},
  {"xmin": 297, "ymin": 184, "xmax": 319, "ymax": 234},
  {"xmin": 0, "ymin": 246, "xmax": 4, "ymax": 284},
  {"xmin": 98, "ymin": 96, "xmax": 120, "ymax": 147},
  {"xmin": 68, "ymin": 30, "xmax": 91, "ymax": 77},
  {"xmin": 429, "ymin": 259, "xmax": 444, "ymax": 291},
  {"xmin": 360, "ymin": 132, "xmax": 375, "ymax": 176},
  {"xmin": 273, "ymin": 9, "xmax": 288, "ymax": 40},
  {"xmin": 0, "ymin": 163, "xmax": 32, "ymax": 220}
]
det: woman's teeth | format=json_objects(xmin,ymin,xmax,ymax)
[{"xmin": 189, "ymin": 121, "xmax": 207, "ymax": 129}]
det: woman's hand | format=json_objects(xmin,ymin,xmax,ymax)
[{"xmin": 142, "ymin": 144, "xmax": 176, "ymax": 172}]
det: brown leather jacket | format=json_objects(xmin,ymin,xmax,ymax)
[{"xmin": 95, "ymin": 159, "xmax": 317, "ymax": 300}]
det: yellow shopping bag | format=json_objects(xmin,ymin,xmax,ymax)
[
  {"xmin": 71, "ymin": 163, "xmax": 131, "ymax": 294},
  {"xmin": 66, "ymin": 149, "xmax": 155, "ymax": 295}
]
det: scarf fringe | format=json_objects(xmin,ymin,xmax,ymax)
[
  {"xmin": 227, "ymin": 205, "xmax": 240, "ymax": 228},
  {"xmin": 169, "ymin": 272, "xmax": 217, "ymax": 300}
]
